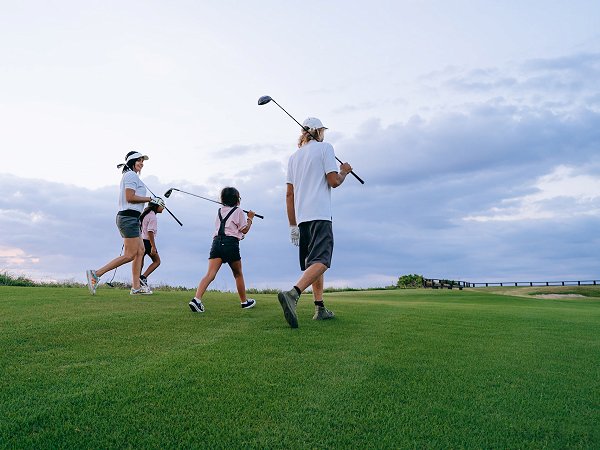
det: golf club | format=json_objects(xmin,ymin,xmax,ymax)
[
  {"xmin": 117, "ymin": 164, "xmax": 184, "ymax": 226},
  {"xmin": 257, "ymin": 95, "xmax": 365, "ymax": 184},
  {"xmin": 164, "ymin": 188, "xmax": 264, "ymax": 219},
  {"xmin": 106, "ymin": 244, "xmax": 124, "ymax": 287}
]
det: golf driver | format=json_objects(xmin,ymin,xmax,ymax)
[
  {"xmin": 117, "ymin": 164, "xmax": 184, "ymax": 226},
  {"xmin": 164, "ymin": 188, "xmax": 264, "ymax": 219},
  {"xmin": 257, "ymin": 95, "xmax": 365, "ymax": 184}
]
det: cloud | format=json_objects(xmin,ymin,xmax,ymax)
[
  {"xmin": 2, "ymin": 52, "xmax": 600, "ymax": 287},
  {"xmin": 0, "ymin": 246, "xmax": 40, "ymax": 266},
  {"xmin": 464, "ymin": 165, "xmax": 600, "ymax": 222}
]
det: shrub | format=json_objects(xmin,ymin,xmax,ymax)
[
  {"xmin": 397, "ymin": 274, "xmax": 424, "ymax": 289},
  {"xmin": 0, "ymin": 272, "xmax": 36, "ymax": 287}
]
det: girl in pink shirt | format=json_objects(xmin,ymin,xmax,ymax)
[
  {"xmin": 139, "ymin": 198, "xmax": 165, "ymax": 288},
  {"xmin": 189, "ymin": 187, "xmax": 256, "ymax": 313}
]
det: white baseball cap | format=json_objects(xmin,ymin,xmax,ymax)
[
  {"xmin": 125, "ymin": 151, "xmax": 149, "ymax": 163},
  {"xmin": 302, "ymin": 117, "xmax": 327, "ymax": 130}
]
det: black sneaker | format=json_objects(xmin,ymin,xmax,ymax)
[
  {"xmin": 241, "ymin": 299, "xmax": 256, "ymax": 309},
  {"xmin": 277, "ymin": 289, "xmax": 299, "ymax": 328},
  {"xmin": 140, "ymin": 276, "xmax": 148, "ymax": 287},
  {"xmin": 189, "ymin": 298, "xmax": 205, "ymax": 313},
  {"xmin": 313, "ymin": 305, "xmax": 335, "ymax": 320}
]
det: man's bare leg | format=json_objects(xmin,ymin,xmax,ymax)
[{"xmin": 295, "ymin": 263, "xmax": 327, "ymax": 292}]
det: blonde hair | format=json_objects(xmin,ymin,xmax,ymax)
[{"xmin": 298, "ymin": 128, "xmax": 325, "ymax": 148}]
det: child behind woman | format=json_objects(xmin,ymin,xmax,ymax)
[
  {"xmin": 139, "ymin": 198, "xmax": 164, "ymax": 288},
  {"xmin": 189, "ymin": 187, "xmax": 256, "ymax": 313}
]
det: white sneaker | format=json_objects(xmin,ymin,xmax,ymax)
[
  {"xmin": 130, "ymin": 285, "xmax": 153, "ymax": 295},
  {"xmin": 86, "ymin": 269, "xmax": 99, "ymax": 295}
]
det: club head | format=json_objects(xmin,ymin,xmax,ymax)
[
  {"xmin": 164, "ymin": 188, "xmax": 173, "ymax": 198},
  {"xmin": 257, "ymin": 95, "xmax": 272, "ymax": 106}
]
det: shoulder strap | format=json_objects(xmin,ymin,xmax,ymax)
[{"xmin": 217, "ymin": 207, "xmax": 238, "ymax": 236}]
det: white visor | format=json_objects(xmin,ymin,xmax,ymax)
[{"xmin": 126, "ymin": 152, "xmax": 149, "ymax": 163}]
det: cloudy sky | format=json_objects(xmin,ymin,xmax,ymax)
[{"xmin": 2, "ymin": 1, "xmax": 600, "ymax": 290}]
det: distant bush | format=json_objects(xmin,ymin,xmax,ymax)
[
  {"xmin": 246, "ymin": 288, "xmax": 281, "ymax": 295},
  {"xmin": 397, "ymin": 274, "xmax": 425, "ymax": 289},
  {"xmin": 0, "ymin": 271, "xmax": 395, "ymax": 292},
  {"xmin": 0, "ymin": 272, "xmax": 37, "ymax": 287}
]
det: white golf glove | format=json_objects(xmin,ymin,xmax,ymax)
[
  {"xmin": 290, "ymin": 225, "xmax": 300, "ymax": 246},
  {"xmin": 150, "ymin": 196, "xmax": 165, "ymax": 207}
]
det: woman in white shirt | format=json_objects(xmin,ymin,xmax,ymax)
[{"xmin": 86, "ymin": 151, "xmax": 162, "ymax": 296}]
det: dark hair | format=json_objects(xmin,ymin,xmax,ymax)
[
  {"xmin": 139, "ymin": 202, "xmax": 161, "ymax": 226},
  {"xmin": 122, "ymin": 151, "xmax": 140, "ymax": 173},
  {"xmin": 220, "ymin": 187, "xmax": 240, "ymax": 207}
]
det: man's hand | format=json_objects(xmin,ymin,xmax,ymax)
[
  {"xmin": 339, "ymin": 162, "xmax": 353, "ymax": 176},
  {"xmin": 290, "ymin": 225, "xmax": 300, "ymax": 246}
]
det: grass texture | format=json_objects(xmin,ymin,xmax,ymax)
[{"xmin": 1, "ymin": 287, "xmax": 599, "ymax": 448}]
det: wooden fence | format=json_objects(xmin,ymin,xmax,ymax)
[{"xmin": 423, "ymin": 278, "xmax": 600, "ymax": 289}]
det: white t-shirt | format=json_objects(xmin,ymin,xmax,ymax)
[
  {"xmin": 119, "ymin": 171, "xmax": 146, "ymax": 213},
  {"xmin": 286, "ymin": 140, "xmax": 339, "ymax": 224}
]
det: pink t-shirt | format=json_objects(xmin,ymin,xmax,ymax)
[
  {"xmin": 213, "ymin": 206, "xmax": 247, "ymax": 240},
  {"xmin": 141, "ymin": 211, "xmax": 158, "ymax": 240}
]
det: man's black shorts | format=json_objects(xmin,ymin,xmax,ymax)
[
  {"xmin": 209, "ymin": 235, "xmax": 241, "ymax": 264},
  {"xmin": 299, "ymin": 220, "xmax": 333, "ymax": 271}
]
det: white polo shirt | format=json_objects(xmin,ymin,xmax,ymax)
[
  {"xmin": 118, "ymin": 171, "xmax": 146, "ymax": 213},
  {"xmin": 286, "ymin": 140, "xmax": 339, "ymax": 225}
]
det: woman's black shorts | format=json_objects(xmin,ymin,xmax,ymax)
[
  {"xmin": 116, "ymin": 210, "xmax": 141, "ymax": 238},
  {"xmin": 209, "ymin": 235, "xmax": 241, "ymax": 264}
]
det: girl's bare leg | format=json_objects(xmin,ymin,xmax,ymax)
[
  {"xmin": 142, "ymin": 254, "xmax": 161, "ymax": 278},
  {"xmin": 195, "ymin": 259, "xmax": 222, "ymax": 299},
  {"xmin": 229, "ymin": 260, "xmax": 247, "ymax": 302}
]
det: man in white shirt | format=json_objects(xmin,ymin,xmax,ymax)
[{"xmin": 277, "ymin": 117, "xmax": 353, "ymax": 328}]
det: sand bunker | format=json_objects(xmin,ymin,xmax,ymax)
[{"xmin": 533, "ymin": 294, "xmax": 586, "ymax": 299}]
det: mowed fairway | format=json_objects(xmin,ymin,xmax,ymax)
[{"xmin": 1, "ymin": 287, "xmax": 598, "ymax": 448}]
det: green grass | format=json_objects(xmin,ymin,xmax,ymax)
[{"xmin": 1, "ymin": 287, "xmax": 599, "ymax": 448}]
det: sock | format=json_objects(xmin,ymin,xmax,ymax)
[
  {"xmin": 140, "ymin": 275, "xmax": 147, "ymax": 280},
  {"xmin": 293, "ymin": 286, "xmax": 302, "ymax": 296},
  {"xmin": 314, "ymin": 301, "xmax": 324, "ymax": 307},
  {"xmin": 194, "ymin": 297, "xmax": 202, "ymax": 302}
]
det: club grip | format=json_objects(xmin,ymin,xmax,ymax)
[
  {"xmin": 243, "ymin": 210, "xmax": 264, "ymax": 219},
  {"xmin": 349, "ymin": 170, "xmax": 365, "ymax": 184},
  {"xmin": 335, "ymin": 156, "xmax": 364, "ymax": 184},
  {"xmin": 165, "ymin": 206, "xmax": 183, "ymax": 226}
]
